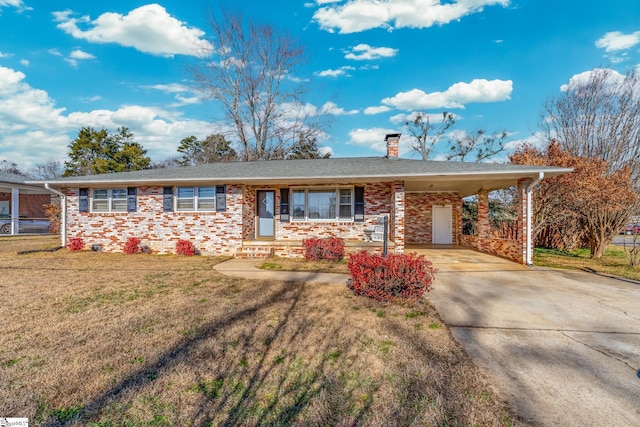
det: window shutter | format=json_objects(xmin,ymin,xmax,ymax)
[
  {"xmin": 280, "ymin": 188, "xmax": 290, "ymax": 222},
  {"xmin": 354, "ymin": 186, "xmax": 365, "ymax": 222},
  {"xmin": 163, "ymin": 187, "xmax": 173, "ymax": 212},
  {"xmin": 127, "ymin": 187, "xmax": 137, "ymax": 212},
  {"xmin": 79, "ymin": 188, "xmax": 89, "ymax": 213},
  {"xmin": 215, "ymin": 185, "xmax": 226, "ymax": 212}
]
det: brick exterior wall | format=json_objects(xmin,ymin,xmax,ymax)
[
  {"xmin": 242, "ymin": 182, "xmax": 394, "ymax": 242},
  {"xmin": 0, "ymin": 193, "xmax": 51, "ymax": 218},
  {"xmin": 63, "ymin": 182, "xmax": 401, "ymax": 256},
  {"xmin": 459, "ymin": 181, "xmax": 531, "ymax": 265},
  {"xmin": 405, "ymin": 192, "xmax": 462, "ymax": 244},
  {"xmin": 460, "ymin": 234, "xmax": 523, "ymax": 264},
  {"xmin": 65, "ymin": 185, "xmax": 244, "ymax": 255},
  {"xmin": 391, "ymin": 181, "xmax": 405, "ymax": 252}
]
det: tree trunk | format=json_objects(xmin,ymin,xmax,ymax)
[{"xmin": 589, "ymin": 237, "xmax": 607, "ymax": 259}]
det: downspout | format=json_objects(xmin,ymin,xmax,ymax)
[
  {"xmin": 45, "ymin": 183, "xmax": 66, "ymax": 248},
  {"xmin": 525, "ymin": 172, "xmax": 544, "ymax": 265}
]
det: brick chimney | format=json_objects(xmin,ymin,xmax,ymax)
[{"xmin": 385, "ymin": 133, "xmax": 401, "ymax": 159}]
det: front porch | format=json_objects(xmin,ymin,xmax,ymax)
[{"xmin": 237, "ymin": 239, "xmax": 395, "ymax": 259}]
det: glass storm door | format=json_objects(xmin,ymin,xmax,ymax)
[{"xmin": 257, "ymin": 190, "xmax": 275, "ymax": 239}]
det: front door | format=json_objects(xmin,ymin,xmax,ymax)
[
  {"xmin": 432, "ymin": 205, "xmax": 453, "ymax": 244},
  {"xmin": 257, "ymin": 190, "xmax": 275, "ymax": 239}
]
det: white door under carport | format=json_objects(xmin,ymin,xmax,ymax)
[{"xmin": 432, "ymin": 205, "xmax": 453, "ymax": 244}]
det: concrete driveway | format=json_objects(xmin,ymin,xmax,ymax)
[{"xmin": 419, "ymin": 247, "xmax": 640, "ymax": 426}]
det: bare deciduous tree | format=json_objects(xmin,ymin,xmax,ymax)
[
  {"xmin": 405, "ymin": 112, "xmax": 455, "ymax": 160},
  {"xmin": 405, "ymin": 112, "xmax": 506, "ymax": 162},
  {"xmin": 446, "ymin": 130, "xmax": 507, "ymax": 162},
  {"xmin": 542, "ymin": 68, "xmax": 640, "ymax": 186},
  {"xmin": 30, "ymin": 160, "xmax": 64, "ymax": 180},
  {"xmin": 191, "ymin": 11, "xmax": 329, "ymax": 161}
]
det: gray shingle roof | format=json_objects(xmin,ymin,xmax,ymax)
[
  {"xmin": 0, "ymin": 171, "xmax": 29, "ymax": 184},
  {"xmin": 30, "ymin": 157, "xmax": 570, "ymax": 186}
]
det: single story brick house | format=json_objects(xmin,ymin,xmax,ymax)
[{"xmin": 33, "ymin": 135, "xmax": 569, "ymax": 264}]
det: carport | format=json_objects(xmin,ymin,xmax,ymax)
[{"xmin": 0, "ymin": 171, "xmax": 55, "ymax": 235}]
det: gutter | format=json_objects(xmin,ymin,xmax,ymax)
[
  {"xmin": 44, "ymin": 183, "xmax": 66, "ymax": 248},
  {"xmin": 525, "ymin": 172, "xmax": 544, "ymax": 265}
]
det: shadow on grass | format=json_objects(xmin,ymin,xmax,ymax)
[{"xmin": 41, "ymin": 282, "xmax": 372, "ymax": 426}]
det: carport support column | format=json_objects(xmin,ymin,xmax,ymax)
[
  {"xmin": 477, "ymin": 189, "xmax": 489, "ymax": 251},
  {"xmin": 11, "ymin": 188, "xmax": 19, "ymax": 235},
  {"xmin": 392, "ymin": 181, "xmax": 405, "ymax": 253},
  {"xmin": 517, "ymin": 178, "xmax": 531, "ymax": 265}
]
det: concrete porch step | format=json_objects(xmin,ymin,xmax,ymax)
[{"xmin": 235, "ymin": 246, "xmax": 274, "ymax": 259}]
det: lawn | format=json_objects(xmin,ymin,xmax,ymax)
[
  {"xmin": 1, "ymin": 236, "xmax": 519, "ymax": 426},
  {"xmin": 534, "ymin": 244, "xmax": 640, "ymax": 282}
]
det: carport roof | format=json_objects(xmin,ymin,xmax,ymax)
[
  {"xmin": 32, "ymin": 157, "xmax": 571, "ymax": 197},
  {"xmin": 1, "ymin": 171, "xmax": 50, "ymax": 194}
]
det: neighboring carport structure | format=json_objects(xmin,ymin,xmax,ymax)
[{"xmin": 0, "ymin": 171, "xmax": 54, "ymax": 236}]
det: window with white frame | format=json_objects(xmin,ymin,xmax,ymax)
[
  {"xmin": 176, "ymin": 186, "xmax": 216, "ymax": 211},
  {"xmin": 92, "ymin": 188, "xmax": 127, "ymax": 212},
  {"xmin": 291, "ymin": 188, "xmax": 353, "ymax": 221}
]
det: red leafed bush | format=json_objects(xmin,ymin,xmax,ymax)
[
  {"xmin": 176, "ymin": 239, "xmax": 196, "ymax": 256},
  {"xmin": 347, "ymin": 251, "xmax": 437, "ymax": 302},
  {"xmin": 123, "ymin": 237, "xmax": 142, "ymax": 255},
  {"xmin": 303, "ymin": 237, "xmax": 345, "ymax": 261},
  {"xmin": 68, "ymin": 237, "xmax": 85, "ymax": 252}
]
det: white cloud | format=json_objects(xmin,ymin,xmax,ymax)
[
  {"xmin": 0, "ymin": 51, "xmax": 11, "ymax": 58},
  {"xmin": 318, "ymin": 145, "xmax": 334, "ymax": 157},
  {"xmin": 70, "ymin": 49, "xmax": 95, "ymax": 60},
  {"xmin": 390, "ymin": 111, "xmax": 458, "ymax": 125},
  {"xmin": 143, "ymin": 83, "xmax": 191, "ymax": 93},
  {"xmin": 278, "ymin": 101, "xmax": 357, "ymax": 119},
  {"xmin": 19, "ymin": 59, "xmax": 29, "ymax": 67},
  {"xmin": 346, "ymin": 127, "xmax": 411, "ymax": 155},
  {"xmin": 170, "ymin": 95, "xmax": 200, "ymax": 107},
  {"xmin": 313, "ymin": 0, "xmax": 510, "ymax": 34},
  {"xmin": 595, "ymin": 31, "xmax": 640, "ymax": 52},
  {"xmin": 382, "ymin": 79, "xmax": 512, "ymax": 110},
  {"xmin": 143, "ymin": 83, "xmax": 203, "ymax": 107},
  {"xmin": 344, "ymin": 43, "xmax": 398, "ymax": 60},
  {"xmin": 0, "ymin": 0, "xmax": 31, "ymax": 13},
  {"xmin": 65, "ymin": 49, "xmax": 96, "ymax": 67},
  {"xmin": 559, "ymin": 68, "xmax": 625, "ymax": 92},
  {"xmin": 364, "ymin": 105, "xmax": 392, "ymax": 115},
  {"xmin": 80, "ymin": 95, "xmax": 102, "ymax": 103},
  {"xmin": 320, "ymin": 101, "xmax": 359, "ymax": 115},
  {"xmin": 0, "ymin": 65, "xmax": 214, "ymax": 167},
  {"xmin": 315, "ymin": 65, "xmax": 355, "ymax": 77},
  {"xmin": 53, "ymin": 4, "xmax": 213, "ymax": 58},
  {"xmin": 48, "ymin": 48, "xmax": 63, "ymax": 57},
  {"xmin": 0, "ymin": 0, "xmax": 23, "ymax": 7},
  {"xmin": 504, "ymin": 131, "xmax": 547, "ymax": 151}
]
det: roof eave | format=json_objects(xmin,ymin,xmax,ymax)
[{"xmin": 32, "ymin": 167, "xmax": 572, "ymax": 187}]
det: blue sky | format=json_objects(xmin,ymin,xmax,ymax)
[{"xmin": 1, "ymin": 0, "xmax": 639, "ymax": 169}]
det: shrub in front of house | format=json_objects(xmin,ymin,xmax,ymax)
[
  {"xmin": 123, "ymin": 237, "xmax": 142, "ymax": 255},
  {"xmin": 68, "ymin": 237, "xmax": 85, "ymax": 252},
  {"xmin": 176, "ymin": 239, "xmax": 196, "ymax": 256},
  {"xmin": 347, "ymin": 251, "xmax": 437, "ymax": 302},
  {"xmin": 303, "ymin": 237, "xmax": 345, "ymax": 261}
]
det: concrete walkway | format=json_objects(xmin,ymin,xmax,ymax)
[
  {"xmin": 420, "ymin": 247, "xmax": 640, "ymax": 427},
  {"xmin": 214, "ymin": 258, "xmax": 349, "ymax": 284}
]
